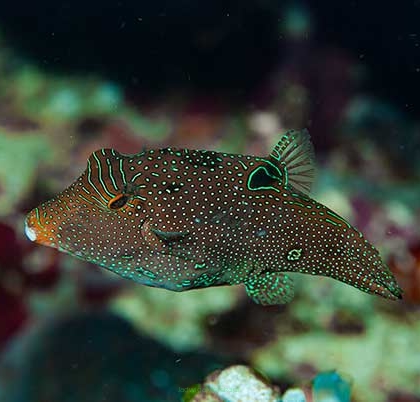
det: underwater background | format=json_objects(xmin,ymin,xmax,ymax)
[{"xmin": 0, "ymin": 1, "xmax": 419, "ymax": 401}]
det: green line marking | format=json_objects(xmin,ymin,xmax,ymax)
[
  {"xmin": 35, "ymin": 208, "xmax": 44, "ymax": 228},
  {"xmin": 119, "ymin": 159, "xmax": 127, "ymax": 185},
  {"xmin": 271, "ymin": 148, "xmax": 280, "ymax": 160},
  {"xmin": 143, "ymin": 269, "xmax": 157, "ymax": 279},
  {"xmin": 131, "ymin": 172, "xmax": 142, "ymax": 183},
  {"xmin": 90, "ymin": 195, "xmax": 104, "ymax": 205},
  {"xmin": 194, "ymin": 262, "xmax": 207, "ymax": 269},
  {"xmin": 288, "ymin": 201, "xmax": 306, "ymax": 208},
  {"xmin": 326, "ymin": 210, "xmax": 352, "ymax": 228},
  {"xmin": 247, "ymin": 164, "xmax": 281, "ymax": 193},
  {"xmin": 106, "ymin": 158, "xmax": 119, "ymax": 191},
  {"xmin": 264, "ymin": 158, "xmax": 287, "ymax": 186},
  {"xmin": 79, "ymin": 194, "xmax": 95, "ymax": 205},
  {"xmin": 87, "ymin": 158, "xmax": 108, "ymax": 203},
  {"xmin": 93, "ymin": 152, "xmax": 114, "ymax": 198},
  {"xmin": 238, "ymin": 160, "xmax": 248, "ymax": 170},
  {"xmin": 325, "ymin": 218, "xmax": 340, "ymax": 226}
]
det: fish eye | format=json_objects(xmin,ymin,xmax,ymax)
[{"xmin": 108, "ymin": 193, "xmax": 129, "ymax": 210}]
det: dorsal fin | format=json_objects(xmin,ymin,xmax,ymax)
[{"xmin": 269, "ymin": 129, "xmax": 316, "ymax": 194}]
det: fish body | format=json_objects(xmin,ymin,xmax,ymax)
[{"xmin": 25, "ymin": 130, "xmax": 402, "ymax": 304}]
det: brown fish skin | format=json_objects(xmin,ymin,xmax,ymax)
[{"xmin": 24, "ymin": 130, "xmax": 402, "ymax": 305}]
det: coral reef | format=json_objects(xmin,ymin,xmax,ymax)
[
  {"xmin": 185, "ymin": 365, "xmax": 352, "ymax": 402},
  {"xmin": 251, "ymin": 281, "xmax": 420, "ymax": 401},
  {"xmin": 189, "ymin": 365, "xmax": 281, "ymax": 402}
]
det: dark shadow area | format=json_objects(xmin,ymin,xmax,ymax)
[
  {"xmin": 0, "ymin": 0, "xmax": 281, "ymax": 100},
  {"xmin": 311, "ymin": 1, "xmax": 420, "ymax": 116},
  {"xmin": 3, "ymin": 311, "xmax": 234, "ymax": 402},
  {"xmin": 0, "ymin": 1, "xmax": 418, "ymax": 113}
]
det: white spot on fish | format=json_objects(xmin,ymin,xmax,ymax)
[{"xmin": 24, "ymin": 220, "xmax": 37, "ymax": 241}]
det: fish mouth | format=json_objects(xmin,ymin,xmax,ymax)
[
  {"xmin": 24, "ymin": 219, "xmax": 37, "ymax": 241},
  {"xmin": 24, "ymin": 208, "xmax": 57, "ymax": 248}
]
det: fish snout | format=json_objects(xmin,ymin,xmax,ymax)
[
  {"xmin": 24, "ymin": 211, "xmax": 38, "ymax": 241},
  {"xmin": 24, "ymin": 207, "xmax": 57, "ymax": 248}
]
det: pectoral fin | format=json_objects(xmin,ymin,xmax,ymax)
[{"xmin": 245, "ymin": 271, "xmax": 295, "ymax": 305}]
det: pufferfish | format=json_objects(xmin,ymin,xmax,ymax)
[{"xmin": 24, "ymin": 130, "xmax": 402, "ymax": 305}]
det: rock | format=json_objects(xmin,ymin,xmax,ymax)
[
  {"xmin": 190, "ymin": 365, "xmax": 281, "ymax": 402},
  {"xmin": 283, "ymin": 388, "xmax": 307, "ymax": 402},
  {"xmin": 312, "ymin": 371, "xmax": 351, "ymax": 402}
]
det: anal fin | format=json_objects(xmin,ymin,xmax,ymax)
[{"xmin": 245, "ymin": 272, "xmax": 295, "ymax": 305}]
